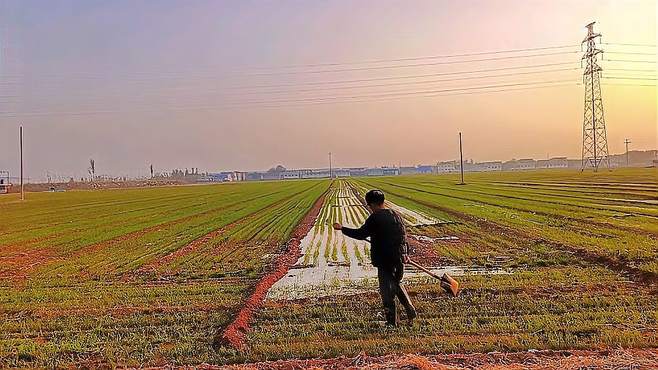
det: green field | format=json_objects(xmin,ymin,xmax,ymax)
[
  {"xmin": 1, "ymin": 169, "xmax": 656, "ymax": 367},
  {"xmin": 0, "ymin": 180, "xmax": 329, "ymax": 366},
  {"xmin": 245, "ymin": 169, "xmax": 657, "ymax": 362}
]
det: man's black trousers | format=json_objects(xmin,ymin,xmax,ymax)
[{"xmin": 377, "ymin": 261, "xmax": 416, "ymax": 325}]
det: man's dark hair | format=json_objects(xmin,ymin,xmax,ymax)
[{"xmin": 365, "ymin": 189, "xmax": 385, "ymax": 206}]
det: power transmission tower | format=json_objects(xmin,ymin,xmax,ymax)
[
  {"xmin": 624, "ymin": 138, "xmax": 631, "ymax": 167},
  {"xmin": 580, "ymin": 22, "xmax": 610, "ymax": 172}
]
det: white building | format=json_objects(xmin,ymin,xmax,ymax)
[
  {"xmin": 536, "ymin": 157, "xmax": 568, "ymax": 169},
  {"xmin": 504, "ymin": 159, "xmax": 536, "ymax": 170},
  {"xmin": 469, "ymin": 161, "xmax": 502, "ymax": 172},
  {"xmin": 367, "ymin": 168, "xmax": 384, "ymax": 176},
  {"xmin": 0, "ymin": 171, "xmax": 11, "ymax": 194},
  {"xmin": 436, "ymin": 161, "xmax": 458, "ymax": 173}
]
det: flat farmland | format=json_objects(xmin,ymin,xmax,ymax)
[
  {"xmin": 244, "ymin": 169, "xmax": 658, "ymax": 366},
  {"xmin": 1, "ymin": 169, "xmax": 657, "ymax": 368},
  {"xmin": 0, "ymin": 180, "xmax": 329, "ymax": 366}
]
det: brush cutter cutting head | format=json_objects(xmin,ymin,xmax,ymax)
[{"xmin": 440, "ymin": 273, "xmax": 460, "ymax": 297}]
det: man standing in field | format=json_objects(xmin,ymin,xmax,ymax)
[{"xmin": 333, "ymin": 189, "xmax": 417, "ymax": 326}]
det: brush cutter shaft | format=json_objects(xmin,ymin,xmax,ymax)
[
  {"xmin": 363, "ymin": 238, "xmax": 442, "ymax": 281},
  {"xmin": 406, "ymin": 259, "xmax": 442, "ymax": 280}
]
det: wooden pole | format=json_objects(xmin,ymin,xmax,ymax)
[
  {"xmin": 328, "ymin": 152, "xmax": 332, "ymax": 179},
  {"xmin": 20, "ymin": 125, "xmax": 24, "ymax": 200},
  {"xmin": 458, "ymin": 132, "xmax": 465, "ymax": 185}
]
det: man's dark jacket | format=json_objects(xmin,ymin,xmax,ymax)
[{"xmin": 341, "ymin": 208, "xmax": 407, "ymax": 267}]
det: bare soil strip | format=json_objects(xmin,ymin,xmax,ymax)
[
  {"xmin": 215, "ymin": 349, "xmax": 658, "ymax": 370},
  {"xmin": 215, "ymin": 348, "xmax": 658, "ymax": 369},
  {"xmin": 0, "ymin": 248, "xmax": 57, "ymax": 280}
]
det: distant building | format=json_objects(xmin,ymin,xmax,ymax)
[
  {"xmin": 0, "ymin": 171, "xmax": 10, "ymax": 194},
  {"xmin": 536, "ymin": 157, "xmax": 568, "ymax": 169},
  {"xmin": 503, "ymin": 159, "xmax": 536, "ymax": 171},
  {"xmin": 282, "ymin": 170, "xmax": 301, "ymax": 179},
  {"xmin": 567, "ymin": 159, "xmax": 582, "ymax": 169},
  {"xmin": 204, "ymin": 171, "xmax": 247, "ymax": 182},
  {"xmin": 437, "ymin": 161, "xmax": 458, "ymax": 173},
  {"xmin": 382, "ymin": 167, "xmax": 399, "ymax": 176},
  {"xmin": 261, "ymin": 172, "xmax": 282, "ymax": 180},
  {"xmin": 399, "ymin": 166, "xmax": 418, "ymax": 175},
  {"xmin": 348, "ymin": 168, "xmax": 369, "ymax": 177},
  {"xmin": 247, "ymin": 172, "xmax": 263, "ymax": 181},
  {"xmin": 366, "ymin": 168, "xmax": 383, "ymax": 176},
  {"xmin": 302, "ymin": 169, "xmax": 331, "ymax": 178},
  {"xmin": 333, "ymin": 169, "xmax": 351, "ymax": 178},
  {"xmin": 417, "ymin": 165, "xmax": 436, "ymax": 174},
  {"xmin": 468, "ymin": 161, "xmax": 503, "ymax": 172},
  {"xmin": 238, "ymin": 149, "xmax": 657, "ymax": 182},
  {"xmin": 276, "ymin": 168, "xmax": 336, "ymax": 179},
  {"xmin": 609, "ymin": 150, "xmax": 658, "ymax": 168}
]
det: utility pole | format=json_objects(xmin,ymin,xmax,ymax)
[
  {"xmin": 328, "ymin": 152, "xmax": 332, "ymax": 179},
  {"xmin": 19, "ymin": 125, "xmax": 24, "ymax": 200},
  {"xmin": 458, "ymin": 132, "xmax": 465, "ymax": 185},
  {"xmin": 624, "ymin": 138, "xmax": 631, "ymax": 167},
  {"xmin": 580, "ymin": 22, "xmax": 610, "ymax": 172}
]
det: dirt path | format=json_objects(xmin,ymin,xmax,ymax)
[{"xmin": 216, "ymin": 348, "xmax": 658, "ymax": 369}]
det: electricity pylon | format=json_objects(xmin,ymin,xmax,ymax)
[{"xmin": 581, "ymin": 22, "xmax": 610, "ymax": 172}]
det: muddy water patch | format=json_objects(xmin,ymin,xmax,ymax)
[
  {"xmin": 268, "ymin": 180, "xmax": 510, "ymax": 300},
  {"xmin": 267, "ymin": 263, "xmax": 511, "ymax": 300}
]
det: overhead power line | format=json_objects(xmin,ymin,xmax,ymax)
[
  {"xmin": 241, "ymin": 83, "xmax": 580, "ymax": 109},
  {"xmin": 232, "ymin": 67, "xmax": 579, "ymax": 95},
  {"xmin": 5, "ymin": 38, "xmax": 653, "ymax": 114},
  {"xmin": 603, "ymin": 68, "xmax": 657, "ymax": 73},
  {"xmin": 604, "ymin": 51, "xmax": 658, "ymax": 56},
  {"xmin": 602, "ymin": 42, "xmax": 657, "ymax": 47},
  {"xmin": 602, "ymin": 82, "xmax": 657, "ymax": 87},
  {"xmin": 254, "ymin": 44, "xmax": 579, "ymax": 69},
  {"xmin": 250, "ymin": 51, "xmax": 580, "ymax": 76},
  {"xmin": 231, "ymin": 62, "xmax": 578, "ymax": 89},
  {"xmin": 0, "ymin": 82, "xmax": 580, "ymax": 116},
  {"xmin": 0, "ymin": 66, "xmax": 581, "ymax": 105},
  {"xmin": 603, "ymin": 59, "xmax": 657, "ymax": 63},
  {"xmin": 232, "ymin": 79, "xmax": 577, "ymax": 105},
  {"xmin": 603, "ymin": 76, "xmax": 657, "ymax": 81}
]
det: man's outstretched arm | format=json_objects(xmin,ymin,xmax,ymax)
[{"xmin": 333, "ymin": 216, "xmax": 373, "ymax": 240}]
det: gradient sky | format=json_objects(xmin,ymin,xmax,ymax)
[{"xmin": 0, "ymin": 0, "xmax": 656, "ymax": 181}]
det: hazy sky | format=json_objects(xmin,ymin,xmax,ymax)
[{"xmin": 0, "ymin": 0, "xmax": 656, "ymax": 180}]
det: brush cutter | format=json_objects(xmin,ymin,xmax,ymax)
[
  {"xmin": 406, "ymin": 257, "xmax": 460, "ymax": 297},
  {"xmin": 363, "ymin": 238, "xmax": 460, "ymax": 297}
]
